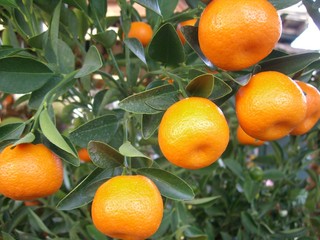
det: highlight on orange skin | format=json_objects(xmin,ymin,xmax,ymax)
[
  {"xmin": 78, "ymin": 148, "xmax": 91, "ymax": 162},
  {"xmin": 176, "ymin": 19, "xmax": 197, "ymax": 44}
]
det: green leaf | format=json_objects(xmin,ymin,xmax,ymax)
[
  {"xmin": 141, "ymin": 112, "xmax": 164, "ymax": 139},
  {"xmin": 69, "ymin": 114, "xmax": 119, "ymax": 148},
  {"xmin": 145, "ymin": 89, "xmax": 179, "ymax": 111},
  {"xmin": 137, "ymin": 168, "xmax": 195, "ymax": 200},
  {"xmin": 0, "ymin": 0, "xmax": 17, "ymax": 7},
  {"xmin": 272, "ymin": 228, "xmax": 307, "ymax": 239},
  {"xmin": 12, "ymin": 132, "xmax": 35, "ymax": 146},
  {"xmin": 89, "ymin": 0, "xmax": 107, "ymax": 27},
  {"xmin": 92, "ymin": 30, "xmax": 117, "ymax": 49},
  {"xmin": 0, "ymin": 46, "xmax": 24, "ymax": 59},
  {"xmin": 1, "ymin": 231, "xmax": 15, "ymax": 240},
  {"xmin": 241, "ymin": 212, "xmax": 261, "ymax": 236},
  {"xmin": 0, "ymin": 123, "xmax": 25, "ymax": 142},
  {"xmin": 303, "ymin": 0, "xmax": 320, "ymax": 30},
  {"xmin": 209, "ymin": 76, "xmax": 233, "ymax": 100},
  {"xmin": 57, "ymin": 39, "xmax": 75, "ymax": 74},
  {"xmin": 57, "ymin": 167, "xmax": 122, "ymax": 210},
  {"xmin": 0, "ymin": 57, "xmax": 54, "ymax": 93},
  {"xmin": 27, "ymin": 208, "xmax": 54, "ymax": 235},
  {"xmin": 134, "ymin": 0, "xmax": 162, "ymax": 16},
  {"xmin": 75, "ymin": 45, "xmax": 103, "ymax": 78},
  {"xmin": 124, "ymin": 38, "xmax": 147, "ymax": 65},
  {"xmin": 119, "ymin": 84, "xmax": 176, "ymax": 114},
  {"xmin": 119, "ymin": 141, "xmax": 152, "ymax": 161},
  {"xmin": 184, "ymin": 196, "xmax": 221, "ymax": 206},
  {"xmin": 269, "ymin": 0, "xmax": 302, "ymax": 10},
  {"xmin": 223, "ymin": 158, "xmax": 244, "ymax": 180},
  {"xmin": 263, "ymin": 169, "xmax": 285, "ymax": 180},
  {"xmin": 186, "ymin": 74, "xmax": 214, "ymax": 98},
  {"xmin": 259, "ymin": 52, "xmax": 320, "ymax": 75},
  {"xmin": 39, "ymin": 109, "xmax": 77, "ymax": 157},
  {"xmin": 88, "ymin": 141, "xmax": 124, "ymax": 169},
  {"xmin": 181, "ymin": 26, "xmax": 216, "ymax": 69},
  {"xmin": 148, "ymin": 23, "xmax": 185, "ymax": 65},
  {"xmin": 45, "ymin": 137, "xmax": 80, "ymax": 167},
  {"xmin": 243, "ymin": 178, "xmax": 260, "ymax": 203}
]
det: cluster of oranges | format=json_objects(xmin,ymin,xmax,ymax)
[{"xmin": 0, "ymin": 1, "xmax": 319, "ymax": 240}]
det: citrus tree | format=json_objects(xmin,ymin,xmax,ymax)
[{"xmin": 0, "ymin": 0, "xmax": 320, "ymax": 239}]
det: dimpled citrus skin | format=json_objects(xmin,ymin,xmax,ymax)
[
  {"xmin": 290, "ymin": 81, "xmax": 320, "ymax": 135},
  {"xmin": 237, "ymin": 125, "xmax": 265, "ymax": 146},
  {"xmin": 127, "ymin": 22, "xmax": 153, "ymax": 47},
  {"xmin": 176, "ymin": 19, "xmax": 197, "ymax": 44},
  {"xmin": 236, "ymin": 71, "xmax": 307, "ymax": 141},
  {"xmin": 91, "ymin": 175, "xmax": 163, "ymax": 240},
  {"xmin": 0, "ymin": 143, "xmax": 63, "ymax": 200},
  {"xmin": 158, "ymin": 97, "xmax": 229, "ymax": 169},
  {"xmin": 198, "ymin": 0, "xmax": 281, "ymax": 71}
]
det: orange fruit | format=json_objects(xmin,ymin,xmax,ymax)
[
  {"xmin": 24, "ymin": 200, "xmax": 42, "ymax": 207},
  {"xmin": 198, "ymin": 0, "xmax": 282, "ymax": 71},
  {"xmin": 91, "ymin": 175, "xmax": 163, "ymax": 240},
  {"xmin": 127, "ymin": 22, "xmax": 153, "ymax": 47},
  {"xmin": 176, "ymin": 19, "xmax": 197, "ymax": 44},
  {"xmin": 78, "ymin": 148, "xmax": 91, "ymax": 162},
  {"xmin": 290, "ymin": 81, "xmax": 320, "ymax": 135},
  {"xmin": 237, "ymin": 125, "xmax": 265, "ymax": 146},
  {"xmin": 0, "ymin": 143, "xmax": 63, "ymax": 200},
  {"xmin": 2, "ymin": 94, "xmax": 14, "ymax": 108},
  {"xmin": 236, "ymin": 71, "xmax": 307, "ymax": 141},
  {"xmin": 158, "ymin": 97, "xmax": 229, "ymax": 169}
]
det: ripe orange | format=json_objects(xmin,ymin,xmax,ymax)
[
  {"xmin": 198, "ymin": 0, "xmax": 282, "ymax": 71},
  {"xmin": 78, "ymin": 148, "xmax": 91, "ymax": 162},
  {"xmin": 158, "ymin": 97, "xmax": 229, "ymax": 169},
  {"xmin": 176, "ymin": 19, "xmax": 197, "ymax": 44},
  {"xmin": 91, "ymin": 175, "xmax": 163, "ymax": 239},
  {"xmin": 236, "ymin": 71, "xmax": 307, "ymax": 141},
  {"xmin": 237, "ymin": 125, "xmax": 265, "ymax": 146},
  {"xmin": 290, "ymin": 81, "xmax": 320, "ymax": 135},
  {"xmin": 0, "ymin": 143, "xmax": 63, "ymax": 200},
  {"xmin": 127, "ymin": 22, "xmax": 153, "ymax": 47}
]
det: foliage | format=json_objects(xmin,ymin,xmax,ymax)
[{"xmin": 0, "ymin": 0, "xmax": 320, "ymax": 239}]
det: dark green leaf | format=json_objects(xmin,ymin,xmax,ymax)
[
  {"xmin": 158, "ymin": 0, "xmax": 178, "ymax": 19},
  {"xmin": 269, "ymin": 0, "xmax": 302, "ymax": 10},
  {"xmin": 0, "ymin": 0, "xmax": 17, "ymax": 7},
  {"xmin": 92, "ymin": 30, "xmax": 117, "ymax": 49},
  {"xmin": 148, "ymin": 23, "xmax": 185, "ymax": 65},
  {"xmin": 263, "ymin": 169, "xmax": 285, "ymax": 180},
  {"xmin": 0, "ymin": 57, "xmax": 54, "ymax": 93},
  {"xmin": 241, "ymin": 212, "xmax": 261, "ymax": 235},
  {"xmin": 75, "ymin": 46, "xmax": 103, "ymax": 78},
  {"xmin": 273, "ymin": 228, "xmax": 307, "ymax": 239},
  {"xmin": 27, "ymin": 208, "xmax": 54, "ymax": 235},
  {"xmin": 137, "ymin": 168, "xmax": 195, "ymax": 200},
  {"xmin": 89, "ymin": 0, "xmax": 107, "ymax": 26},
  {"xmin": 145, "ymin": 89, "xmax": 179, "ymax": 111},
  {"xmin": 181, "ymin": 26, "xmax": 216, "ymax": 69},
  {"xmin": 69, "ymin": 114, "xmax": 119, "ymax": 148},
  {"xmin": 57, "ymin": 167, "xmax": 122, "ymax": 210},
  {"xmin": 45, "ymin": 136, "xmax": 80, "ymax": 167},
  {"xmin": 57, "ymin": 39, "xmax": 75, "ymax": 74},
  {"xmin": 124, "ymin": 38, "xmax": 147, "ymax": 65},
  {"xmin": 186, "ymin": 74, "xmax": 214, "ymax": 98},
  {"xmin": 40, "ymin": 109, "xmax": 77, "ymax": 157},
  {"xmin": 88, "ymin": 141, "xmax": 124, "ymax": 169},
  {"xmin": 134, "ymin": 0, "xmax": 162, "ymax": 16},
  {"xmin": 0, "ymin": 46, "xmax": 24, "ymax": 59},
  {"xmin": 259, "ymin": 52, "xmax": 320, "ymax": 75},
  {"xmin": 0, "ymin": 123, "xmax": 25, "ymax": 142},
  {"xmin": 243, "ymin": 178, "xmax": 260, "ymax": 203},
  {"xmin": 303, "ymin": 0, "xmax": 320, "ymax": 30},
  {"xmin": 28, "ymin": 76, "xmax": 62, "ymax": 109},
  {"xmin": 119, "ymin": 84, "xmax": 176, "ymax": 114},
  {"xmin": 224, "ymin": 158, "xmax": 244, "ymax": 180},
  {"xmin": 141, "ymin": 112, "xmax": 163, "ymax": 139},
  {"xmin": 1, "ymin": 231, "xmax": 15, "ymax": 240},
  {"xmin": 209, "ymin": 76, "xmax": 233, "ymax": 100}
]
